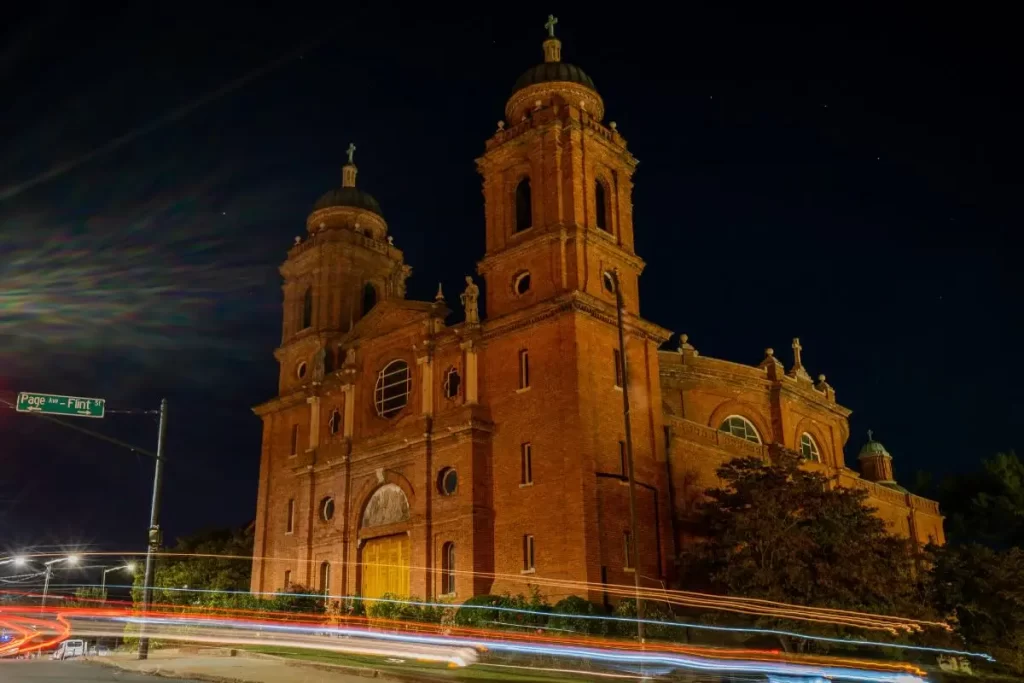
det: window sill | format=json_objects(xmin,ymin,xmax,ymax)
[
  {"xmin": 285, "ymin": 531, "xmax": 294, "ymax": 536},
  {"xmin": 440, "ymin": 592, "xmax": 456, "ymax": 599},
  {"xmin": 520, "ymin": 568, "xmax": 536, "ymax": 575},
  {"xmin": 516, "ymin": 386, "xmax": 532, "ymax": 394},
  {"xmin": 624, "ymin": 567, "xmax": 635, "ymax": 573},
  {"xmin": 288, "ymin": 453, "xmax": 298, "ymax": 458},
  {"xmin": 519, "ymin": 482, "xmax": 534, "ymax": 489},
  {"xmin": 613, "ymin": 385, "xmax": 623, "ymax": 392}
]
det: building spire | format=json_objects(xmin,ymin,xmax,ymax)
[
  {"xmin": 342, "ymin": 142, "xmax": 357, "ymax": 188},
  {"xmin": 543, "ymin": 15, "xmax": 561, "ymax": 63}
]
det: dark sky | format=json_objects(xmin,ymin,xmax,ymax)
[{"xmin": 1, "ymin": 3, "xmax": 1020, "ymax": 556}]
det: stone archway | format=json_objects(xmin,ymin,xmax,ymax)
[{"xmin": 359, "ymin": 484, "xmax": 411, "ymax": 601}]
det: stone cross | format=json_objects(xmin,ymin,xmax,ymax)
[
  {"xmin": 867, "ymin": 429, "xmax": 874, "ymax": 441},
  {"xmin": 545, "ymin": 14, "xmax": 558, "ymax": 38},
  {"xmin": 346, "ymin": 142, "xmax": 356, "ymax": 165},
  {"xmin": 792, "ymin": 337, "xmax": 803, "ymax": 367}
]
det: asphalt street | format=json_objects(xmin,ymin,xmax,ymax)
[{"xmin": 0, "ymin": 660, "xmax": 203, "ymax": 682}]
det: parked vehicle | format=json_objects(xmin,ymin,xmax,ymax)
[{"xmin": 51, "ymin": 639, "xmax": 86, "ymax": 660}]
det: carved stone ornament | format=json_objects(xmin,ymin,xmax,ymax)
[{"xmin": 361, "ymin": 483, "xmax": 410, "ymax": 528}]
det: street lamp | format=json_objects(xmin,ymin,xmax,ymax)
[
  {"xmin": 41, "ymin": 556, "xmax": 79, "ymax": 609},
  {"xmin": 0, "ymin": 556, "xmax": 27, "ymax": 568},
  {"xmin": 100, "ymin": 563, "xmax": 137, "ymax": 601}
]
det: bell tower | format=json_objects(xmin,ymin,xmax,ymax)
[
  {"xmin": 277, "ymin": 145, "xmax": 411, "ymax": 393},
  {"xmin": 476, "ymin": 18, "xmax": 644, "ymax": 320}
]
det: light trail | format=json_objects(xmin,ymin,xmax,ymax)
[
  {"xmin": 45, "ymin": 581, "xmax": 988, "ymax": 663},
  {"xmin": 14, "ymin": 550, "xmax": 949, "ymax": 634}
]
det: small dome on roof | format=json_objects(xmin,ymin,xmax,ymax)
[{"xmin": 858, "ymin": 430, "xmax": 891, "ymax": 459}]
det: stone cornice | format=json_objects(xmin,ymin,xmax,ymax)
[
  {"xmin": 477, "ymin": 227, "xmax": 645, "ymax": 272},
  {"xmin": 253, "ymin": 389, "xmax": 308, "ymax": 417},
  {"xmin": 480, "ymin": 291, "xmax": 671, "ymax": 345}
]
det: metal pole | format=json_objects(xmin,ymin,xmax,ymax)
[
  {"xmin": 612, "ymin": 270, "xmax": 645, "ymax": 643},
  {"xmin": 137, "ymin": 398, "xmax": 168, "ymax": 660},
  {"xmin": 41, "ymin": 566, "xmax": 52, "ymax": 611},
  {"xmin": 101, "ymin": 569, "xmax": 108, "ymax": 602}
]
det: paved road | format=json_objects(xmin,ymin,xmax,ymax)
[{"xmin": 0, "ymin": 660, "xmax": 204, "ymax": 682}]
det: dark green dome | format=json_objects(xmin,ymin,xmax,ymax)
[
  {"xmin": 513, "ymin": 61, "xmax": 596, "ymax": 93},
  {"xmin": 313, "ymin": 186, "xmax": 382, "ymax": 216}
]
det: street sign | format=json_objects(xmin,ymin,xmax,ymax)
[{"xmin": 16, "ymin": 392, "xmax": 106, "ymax": 419}]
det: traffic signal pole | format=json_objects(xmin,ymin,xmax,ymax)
[{"xmin": 137, "ymin": 398, "xmax": 168, "ymax": 660}]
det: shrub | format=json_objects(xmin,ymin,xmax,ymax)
[{"xmin": 549, "ymin": 596, "xmax": 609, "ymax": 635}]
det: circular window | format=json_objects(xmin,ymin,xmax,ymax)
[
  {"xmin": 438, "ymin": 468, "xmax": 458, "ymax": 496},
  {"xmin": 296, "ymin": 362, "xmax": 308, "ymax": 379},
  {"xmin": 374, "ymin": 359, "xmax": 411, "ymax": 418},
  {"xmin": 513, "ymin": 271, "xmax": 531, "ymax": 296},
  {"xmin": 603, "ymin": 271, "xmax": 616, "ymax": 293},
  {"xmin": 319, "ymin": 497, "xmax": 335, "ymax": 522}
]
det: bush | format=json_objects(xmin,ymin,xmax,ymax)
[
  {"xmin": 612, "ymin": 598, "xmax": 680, "ymax": 640},
  {"xmin": 454, "ymin": 591, "xmax": 550, "ymax": 631},
  {"xmin": 549, "ymin": 596, "xmax": 609, "ymax": 635}
]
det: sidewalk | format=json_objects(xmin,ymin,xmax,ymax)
[{"xmin": 89, "ymin": 647, "xmax": 400, "ymax": 683}]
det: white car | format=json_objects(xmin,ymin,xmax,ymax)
[{"xmin": 51, "ymin": 639, "xmax": 86, "ymax": 660}]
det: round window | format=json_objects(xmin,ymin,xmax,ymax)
[
  {"xmin": 603, "ymin": 271, "xmax": 616, "ymax": 293},
  {"xmin": 514, "ymin": 271, "xmax": 531, "ymax": 296},
  {"xmin": 437, "ymin": 468, "xmax": 458, "ymax": 496},
  {"xmin": 296, "ymin": 362, "xmax": 308, "ymax": 379},
  {"xmin": 320, "ymin": 496, "xmax": 335, "ymax": 522}
]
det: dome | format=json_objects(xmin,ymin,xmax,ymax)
[
  {"xmin": 313, "ymin": 186, "xmax": 382, "ymax": 217},
  {"xmin": 513, "ymin": 61, "xmax": 596, "ymax": 93},
  {"xmin": 858, "ymin": 434, "xmax": 891, "ymax": 460}
]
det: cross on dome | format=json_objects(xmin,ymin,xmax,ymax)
[
  {"xmin": 544, "ymin": 14, "xmax": 558, "ymax": 38},
  {"xmin": 346, "ymin": 142, "xmax": 357, "ymax": 165}
]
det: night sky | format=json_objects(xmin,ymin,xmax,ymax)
[{"xmin": 1, "ymin": 3, "xmax": 1020, "ymax": 557}]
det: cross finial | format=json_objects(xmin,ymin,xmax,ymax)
[
  {"xmin": 867, "ymin": 429, "xmax": 874, "ymax": 442},
  {"xmin": 544, "ymin": 14, "xmax": 558, "ymax": 38},
  {"xmin": 792, "ymin": 337, "xmax": 803, "ymax": 367},
  {"xmin": 346, "ymin": 142, "xmax": 356, "ymax": 165}
]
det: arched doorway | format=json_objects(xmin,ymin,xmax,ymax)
[{"xmin": 360, "ymin": 483, "xmax": 411, "ymax": 601}]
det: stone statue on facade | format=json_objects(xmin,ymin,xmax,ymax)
[
  {"xmin": 460, "ymin": 276, "xmax": 480, "ymax": 325},
  {"xmin": 344, "ymin": 346, "xmax": 357, "ymax": 366}
]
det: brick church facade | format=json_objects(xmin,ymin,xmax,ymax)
[{"xmin": 250, "ymin": 22, "xmax": 944, "ymax": 604}]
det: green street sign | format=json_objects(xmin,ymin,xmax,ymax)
[{"xmin": 16, "ymin": 392, "xmax": 106, "ymax": 419}]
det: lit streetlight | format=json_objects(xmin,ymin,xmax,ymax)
[
  {"xmin": 100, "ymin": 563, "xmax": 137, "ymax": 601},
  {"xmin": 0, "ymin": 556, "xmax": 27, "ymax": 568}
]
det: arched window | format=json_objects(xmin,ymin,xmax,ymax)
[
  {"xmin": 595, "ymin": 180, "xmax": 608, "ymax": 231},
  {"xmin": 362, "ymin": 282, "xmax": 377, "ymax": 317},
  {"xmin": 318, "ymin": 561, "xmax": 330, "ymax": 595},
  {"xmin": 374, "ymin": 360, "xmax": 411, "ymax": 418},
  {"xmin": 515, "ymin": 177, "xmax": 532, "ymax": 233},
  {"xmin": 800, "ymin": 433, "xmax": 821, "ymax": 462},
  {"xmin": 441, "ymin": 542, "xmax": 455, "ymax": 595},
  {"xmin": 301, "ymin": 287, "xmax": 313, "ymax": 329},
  {"xmin": 328, "ymin": 409, "xmax": 341, "ymax": 435},
  {"xmin": 719, "ymin": 415, "xmax": 762, "ymax": 444}
]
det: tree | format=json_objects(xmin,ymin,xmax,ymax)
[
  {"xmin": 927, "ymin": 543, "xmax": 1024, "ymax": 674},
  {"xmin": 136, "ymin": 526, "xmax": 254, "ymax": 607},
  {"xmin": 929, "ymin": 452, "xmax": 1024, "ymax": 548},
  {"xmin": 679, "ymin": 452, "xmax": 928, "ymax": 650}
]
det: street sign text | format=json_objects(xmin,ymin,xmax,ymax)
[{"xmin": 16, "ymin": 392, "xmax": 106, "ymax": 419}]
